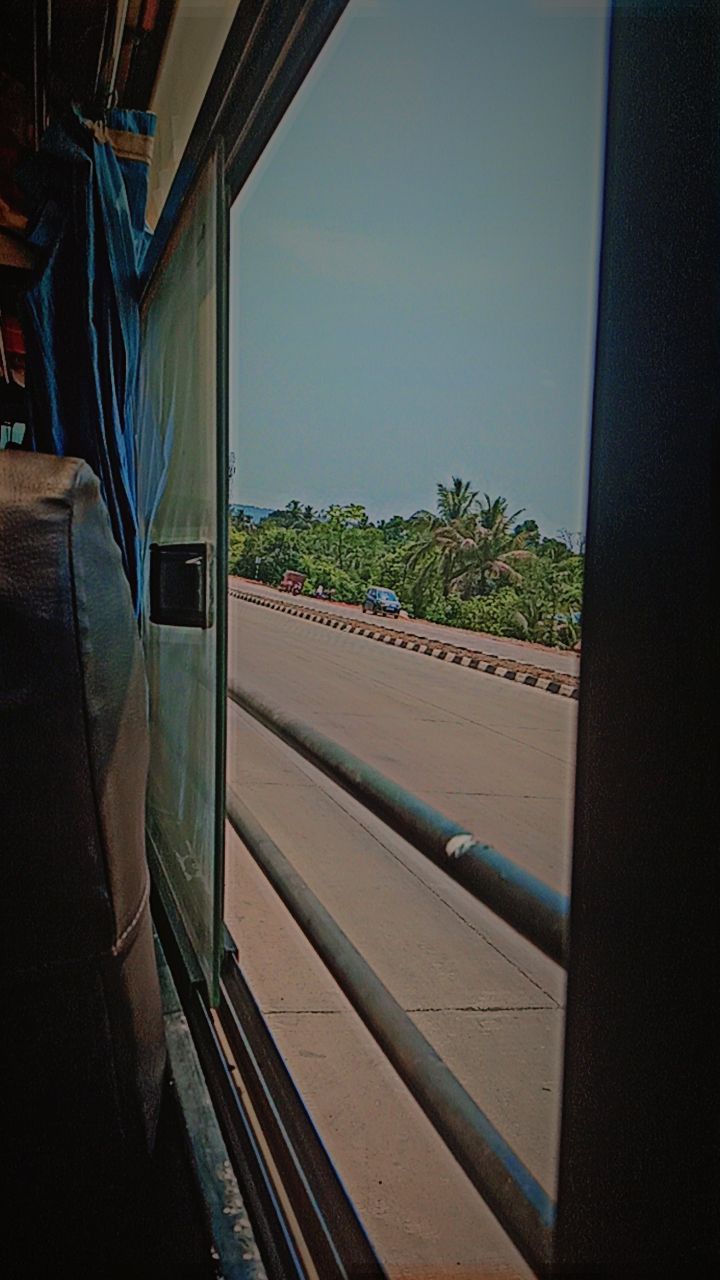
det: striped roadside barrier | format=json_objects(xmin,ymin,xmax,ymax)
[{"xmin": 228, "ymin": 587, "xmax": 579, "ymax": 700}]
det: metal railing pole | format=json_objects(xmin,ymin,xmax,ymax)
[
  {"xmin": 227, "ymin": 789, "xmax": 555, "ymax": 1277},
  {"xmin": 229, "ymin": 684, "xmax": 568, "ymax": 967}
]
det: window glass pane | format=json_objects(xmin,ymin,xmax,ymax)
[
  {"xmin": 139, "ymin": 151, "xmax": 224, "ymax": 1000},
  {"xmin": 147, "ymin": 0, "xmax": 239, "ymax": 227},
  {"xmin": 228, "ymin": 0, "xmax": 608, "ymax": 1272}
]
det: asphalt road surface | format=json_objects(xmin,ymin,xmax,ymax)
[
  {"xmin": 225, "ymin": 593, "xmax": 576, "ymax": 1279},
  {"xmin": 231, "ymin": 577, "xmax": 581, "ymax": 678}
]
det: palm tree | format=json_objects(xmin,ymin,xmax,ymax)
[
  {"xmin": 443, "ymin": 512, "xmax": 532, "ymax": 598},
  {"xmin": 408, "ymin": 478, "xmax": 480, "ymax": 597},
  {"xmin": 406, "ymin": 512, "xmax": 455, "ymax": 597},
  {"xmin": 437, "ymin": 476, "xmax": 478, "ymax": 521},
  {"xmin": 477, "ymin": 493, "xmax": 524, "ymax": 531},
  {"xmin": 405, "ymin": 477, "xmax": 479, "ymax": 598},
  {"xmin": 408, "ymin": 482, "xmax": 532, "ymax": 600}
]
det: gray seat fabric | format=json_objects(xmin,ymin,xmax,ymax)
[{"xmin": 0, "ymin": 451, "xmax": 166, "ymax": 1230}]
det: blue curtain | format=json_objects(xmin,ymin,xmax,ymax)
[{"xmin": 21, "ymin": 108, "xmax": 155, "ymax": 614}]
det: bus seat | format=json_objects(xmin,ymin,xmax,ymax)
[{"xmin": 0, "ymin": 450, "xmax": 166, "ymax": 1255}]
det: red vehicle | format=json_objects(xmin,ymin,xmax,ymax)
[{"xmin": 278, "ymin": 570, "xmax": 306, "ymax": 595}]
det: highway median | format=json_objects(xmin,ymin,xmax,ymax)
[{"xmin": 228, "ymin": 585, "xmax": 579, "ymax": 700}]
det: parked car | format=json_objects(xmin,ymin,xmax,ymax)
[{"xmin": 362, "ymin": 586, "xmax": 401, "ymax": 617}]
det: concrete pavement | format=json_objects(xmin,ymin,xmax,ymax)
[
  {"xmin": 230, "ymin": 577, "xmax": 581, "ymax": 678},
  {"xmin": 225, "ymin": 596, "xmax": 575, "ymax": 1277}
]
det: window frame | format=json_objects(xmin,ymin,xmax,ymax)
[{"xmin": 141, "ymin": 1, "xmax": 720, "ymax": 1275}]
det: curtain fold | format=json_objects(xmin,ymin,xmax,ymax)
[{"xmin": 21, "ymin": 108, "xmax": 155, "ymax": 613}]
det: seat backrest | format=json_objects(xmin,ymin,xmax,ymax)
[{"xmin": 0, "ymin": 451, "xmax": 165, "ymax": 1240}]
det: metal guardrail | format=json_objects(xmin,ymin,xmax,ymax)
[
  {"xmin": 228, "ymin": 684, "xmax": 569, "ymax": 967},
  {"xmin": 226, "ymin": 789, "xmax": 555, "ymax": 1277}
]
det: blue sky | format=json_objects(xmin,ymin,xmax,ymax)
[{"xmin": 229, "ymin": 0, "xmax": 608, "ymax": 535}]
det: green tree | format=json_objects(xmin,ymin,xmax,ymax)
[
  {"xmin": 377, "ymin": 514, "xmax": 410, "ymax": 545},
  {"xmin": 514, "ymin": 542, "xmax": 583, "ymax": 646},
  {"xmin": 230, "ymin": 507, "xmax": 253, "ymax": 530},
  {"xmin": 324, "ymin": 503, "xmax": 367, "ymax": 569},
  {"xmin": 406, "ymin": 476, "xmax": 477, "ymax": 598},
  {"xmin": 436, "ymin": 475, "xmax": 478, "ymax": 521},
  {"xmin": 477, "ymin": 493, "xmax": 523, "ymax": 531},
  {"xmin": 406, "ymin": 514, "xmax": 454, "ymax": 599},
  {"xmin": 437, "ymin": 511, "xmax": 531, "ymax": 599},
  {"xmin": 228, "ymin": 523, "xmax": 250, "ymax": 575},
  {"xmin": 407, "ymin": 482, "xmax": 527, "ymax": 600},
  {"xmin": 514, "ymin": 518, "xmax": 541, "ymax": 548},
  {"xmin": 227, "ymin": 479, "xmax": 583, "ymax": 647},
  {"xmin": 264, "ymin": 498, "xmax": 306, "ymax": 527}
]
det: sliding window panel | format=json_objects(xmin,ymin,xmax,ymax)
[{"xmin": 138, "ymin": 146, "xmax": 228, "ymax": 1004}]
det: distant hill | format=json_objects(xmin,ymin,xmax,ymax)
[{"xmin": 230, "ymin": 503, "xmax": 273, "ymax": 524}]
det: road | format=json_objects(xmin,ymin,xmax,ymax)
[
  {"xmin": 225, "ymin": 594, "xmax": 576, "ymax": 1279},
  {"xmin": 231, "ymin": 577, "xmax": 581, "ymax": 677}
]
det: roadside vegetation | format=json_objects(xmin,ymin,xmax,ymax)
[{"xmin": 229, "ymin": 477, "xmax": 584, "ymax": 649}]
